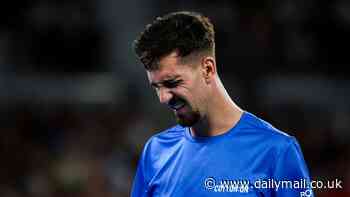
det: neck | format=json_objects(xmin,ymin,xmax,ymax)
[{"xmin": 191, "ymin": 77, "xmax": 243, "ymax": 137}]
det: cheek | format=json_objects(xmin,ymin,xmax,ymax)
[
  {"xmin": 185, "ymin": 86, "xmax": 206, "ymax": 107},
  {"xmin": 187, "ymin": 80, "xmax": 202, "ymax": 97},
  {"xmin": 180, "ymin": 71, "xmax": 206, "ymax": 104},
  {"xmin": 193, "ymin": 75, "xmax": 208, "ymax": 94},
  {"xmin": 194, "ymin": 82, "xmax": 210, "ymax": 107}
]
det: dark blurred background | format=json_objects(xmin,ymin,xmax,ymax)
[{"xmin": 0, "ymin": 0, "xmax": 349, "ymax": 196}]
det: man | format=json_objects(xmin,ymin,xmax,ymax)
[{"xmin": 131, "ymin": 11, "xmax": 313, "ymax": 197}]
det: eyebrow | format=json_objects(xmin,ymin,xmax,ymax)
[{"xmin": 150, "ymin": 75, "xmax": 181, "ymax": 87}]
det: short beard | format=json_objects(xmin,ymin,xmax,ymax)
[{"xmin": 176, "ymin": 109, "xmax": 201, "ymax": 127}]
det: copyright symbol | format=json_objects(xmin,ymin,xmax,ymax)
[{"xmin": 204, "ymin": 177, "xmax": 216, "ymax": 190}]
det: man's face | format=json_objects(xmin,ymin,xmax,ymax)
[{"xmin": 146, "ymin": 52, "xmax": 208, "ymax": 127}]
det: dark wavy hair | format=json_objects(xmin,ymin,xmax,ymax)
[{"xmin": 133, "ymin": 11, "xmax": 215, "ymax": 70}]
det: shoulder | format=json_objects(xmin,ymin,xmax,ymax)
[
  {"xmin": 147, "ymin": 124, "xmax": 186, "ymax": 144},
  {"xmin": 240, "ymin": 112, "xmax": 306, "ymax": 171},
  {"xmin": 139, "ymin": 125, "xmax": 186, "ymax": 180},
  {"xmin": 240, "ymin": 111, "xmax": 298, "ymax": 149},
  {"xmin": 141, "ymin": 124, "xmax": 186, "ymax": 156}
]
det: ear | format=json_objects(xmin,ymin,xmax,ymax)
[{"xmin": 201, "ymin": 56, "xmax": 216, "ymax": 83}]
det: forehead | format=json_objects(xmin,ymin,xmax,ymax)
[{"xmin": 146, "ymin": 52, "xmax": 190, "ymax": 82}]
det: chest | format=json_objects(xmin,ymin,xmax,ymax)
[{"xmin": 148, "ymin": 141, "xmax": 274, "ymax": 196}]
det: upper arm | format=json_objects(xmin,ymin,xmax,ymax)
[{"xmin": 272, "ymin": 137, "xmax": 314, "ymax": 197}]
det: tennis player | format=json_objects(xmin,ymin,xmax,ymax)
[{"xmin": 131, "ymin": 11, "xmax": 314, "ymax": 197}]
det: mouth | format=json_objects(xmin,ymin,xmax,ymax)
[{"xmin": 169, "ymin": 99, "xmax": 186, "ymax": 111}]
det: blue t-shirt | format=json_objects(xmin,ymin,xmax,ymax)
[{"xmin": 131, "ymin": 111, "xmax": 314, "ymax": 197}]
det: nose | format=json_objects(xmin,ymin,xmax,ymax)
[{"xmin": 157, "ymin": 88, "xmax": 173, "ymax": 104}]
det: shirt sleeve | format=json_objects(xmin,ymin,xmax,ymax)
[
  {"xmin": 131, "ymin": 148, "xmax": 149, "ymax": 197},
  {"xmin": 272, "ymin": 137, "xmax": 314, "ymax": 197}
]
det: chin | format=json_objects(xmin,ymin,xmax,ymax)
[
  {"xmin": 176, "ymin": 111, "xmax": 201, "ymax": 127},
  {"xmin": 177, "ymin": 119, "xmax": 195, "ymax": 127}
]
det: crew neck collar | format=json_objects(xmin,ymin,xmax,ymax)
[{"xmin": 184, "ymin": 111, "xmax": 247, "ymax": 143}]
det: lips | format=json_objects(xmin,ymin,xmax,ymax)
[
  {"xmin": 168, "ymin": 98, "xmax": 186, "ymax": 111},
  {"xmin": 172, "ymin": 102, "xmax": 185, "ymax": 111}
]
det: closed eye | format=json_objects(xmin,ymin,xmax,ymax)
[
  {"xmin": 163, "ymin": 80, "xmax": 182, "ymax": 89},
  {"xmin": 150, "ymin": 83, "xmax": 160, "ymax": 90},
  {"xmin": 150, "ymin": 78, "xmax": 183, "ymax": 90}
]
